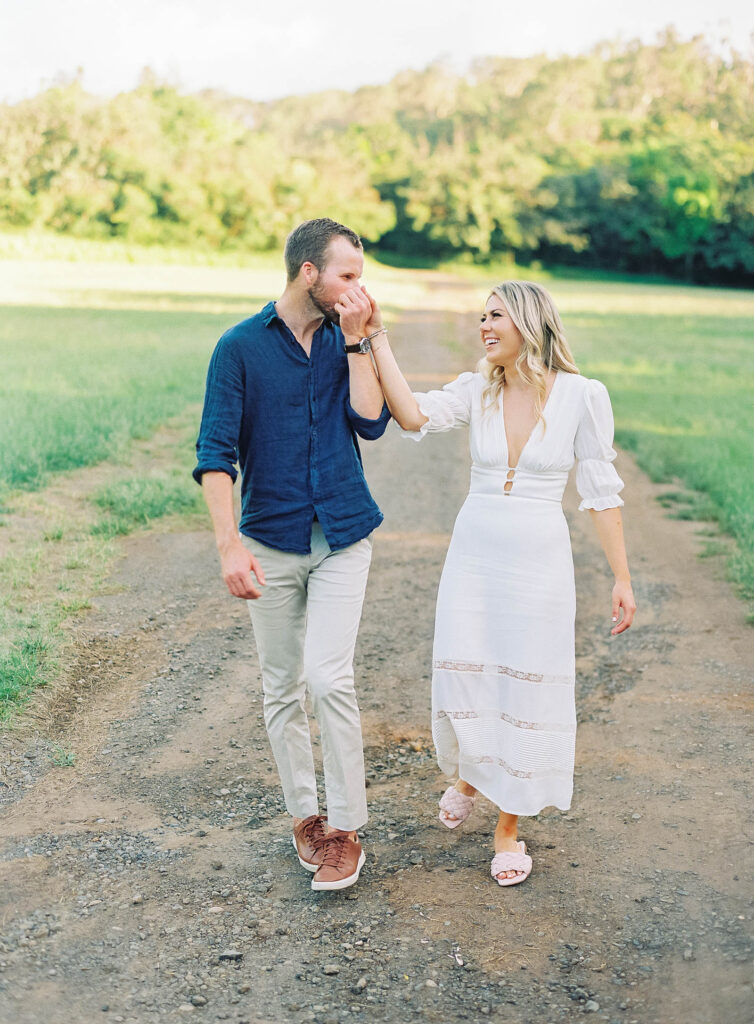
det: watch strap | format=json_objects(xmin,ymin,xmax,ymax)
[
  {"xmin": 344, "ymin": 338, "xmax": 371, "ymax": 354},
  {"xmin": 344, "ymin": 326, "xmax": 387, "ymax": 354}
]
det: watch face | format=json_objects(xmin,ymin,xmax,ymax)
[{"xmin": 345, "ymin": 338, "xmax": 371, "ymax": 353}]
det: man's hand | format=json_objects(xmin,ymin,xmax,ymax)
[
  {"xmin": 335, "ymin": 286, "xmax": 373, "ymax": 341},
  {"xmin": 219, "ymin": 538, "xmax": 266, "ymax": 600}
]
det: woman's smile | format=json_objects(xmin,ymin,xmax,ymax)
[{"xmin": 480, "ymin": 295, "xmax": 524, "ymax": 364}]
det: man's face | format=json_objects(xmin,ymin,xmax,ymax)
[{"xmin": 307, "ymin": 236, "xmax": 364, "ymax": 324}]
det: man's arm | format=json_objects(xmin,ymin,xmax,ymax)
[
  {"xmin": 347, "ymin": 350, "xmax": 386, "ymax": 420},
  {"xmin": 336, "ymin": 287, "xmax": 388, "ymax": 421},
  {"xmin": 201, "ymin": 471, "xmax": 266, "ymax": 600}
]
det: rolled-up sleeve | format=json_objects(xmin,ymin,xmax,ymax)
[
  {"xmin": 193, "ymin": 334, "xmax": 244, "ymax": 485},
  {"xmin": 346, "ymin": 399, "xmax": 392, "ymax": 440},
  {"xmin": 400, "ymin": 371, "xmax": 474, "ymax": 441},
  {"xmin": 574, "ymin": 378, "xmax": 624, "ymax": 511}
]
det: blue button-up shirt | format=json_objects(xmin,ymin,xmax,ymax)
[{"xmin": 193, "ymin": 302, "xmax": 391, "ymax": 554}]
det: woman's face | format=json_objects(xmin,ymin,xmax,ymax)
[{"xmin": 480, "ymin": 294, "xmax": 524, "ymax": 366}]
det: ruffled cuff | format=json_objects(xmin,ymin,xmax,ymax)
[
  {"xmin": 578, "ymin": 494, "xmax": 625, "ymax": 512},
  {"xmin": 398, "ymin": 379, "xmax": 473, "ymax": 440},
  {"xmin": 398, "ymin": 394, "xmax": 435, "ymax": 441},
  {"xmin": 576, "ymin": 456, "xmax": 624, "ymax": 511}
]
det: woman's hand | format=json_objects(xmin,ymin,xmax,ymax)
[
  {"xmin": 360, "ymin": 286, "xmax": 384, "ymax": 340},
  {"xmin": 588, "ymin": 509, "xmax": 635, "ymax": 635},
  {"xmin": 611, "ymin": 578, "xmax": 636, "ymax": 635}
]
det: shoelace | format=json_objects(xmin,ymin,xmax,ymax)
[
  {"xmin": 319, "ymin": 832, "xmax": 351, "ymax": 868},
  {"xmin": 302, "ymin": 817, "xmax": 327, "ymax": 850}
]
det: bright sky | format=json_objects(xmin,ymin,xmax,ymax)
[{"xmin": 1, "ymin": 0, "xmax": 751, "ymax": 104}]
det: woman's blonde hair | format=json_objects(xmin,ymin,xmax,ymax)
[{"xmin": 479, "ymin": 281, "xmax": 579, "ymax": 425}]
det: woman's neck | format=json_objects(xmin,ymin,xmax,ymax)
[{"xmin": 501, "ymin": 363, "xmax": 524, "ymax": 389}]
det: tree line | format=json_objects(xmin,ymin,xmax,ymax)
[{"xmin": 1, "ymin": 30, "xmax": 752, "ymax": 283}]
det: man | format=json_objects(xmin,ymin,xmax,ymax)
[{"xmin": 193, "ymin": 218, "xmax": 389, "ymax": 891}]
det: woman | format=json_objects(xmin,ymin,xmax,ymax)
[{"xmin": 367, "ymin": 280, "xmax": 635, "ymax": 886}]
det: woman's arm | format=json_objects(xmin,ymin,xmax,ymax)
[
  {"xmin": 369, "ymin": 333, "xmax": 429, "ymax": 431},
  {"xmin": 337, "ymin": 285, "xmax": 428, "ymax": 431},
  {"xmin": 588, "ymin": 507, "xmax": 636, "ymax": 635}
]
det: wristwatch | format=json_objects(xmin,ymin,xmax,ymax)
[
  {"xmin": 344, "ymin": 326, "xmax": 387, "ymax": 354},
  {"xmin": 344, "ymin": 336, "xmax": 372, "ymax": 354}
]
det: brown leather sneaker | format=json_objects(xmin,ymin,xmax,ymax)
[
  {"xmin": 311, "ymin": 830, "xmax": 366, "ymax": 891},
  {"xmin": 292, "ymin": 814, "xmax": 328, "ymax": 872}
]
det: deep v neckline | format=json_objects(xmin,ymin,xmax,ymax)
[{"xmin": 501, "ymin": 371, "xmax": 561, "ymax": 469}]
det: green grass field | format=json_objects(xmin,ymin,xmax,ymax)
[
  {"xmin": 557, "ymin": 286, "xmax": 754, "ymax": 607},
  {"xmin": 0, "ymin": 305, "xmax": 231, "ymax": 490},
  {"xmin": 0, "ymin": 257, "xmax": 752, "ymax": 720}
]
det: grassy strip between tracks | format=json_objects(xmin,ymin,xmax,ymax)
[
  {"xmin": 0, "ymin": 258, "xmax": 752, "ymax": 723},
  {"xmin": 0, "ymin": 407, "xmax": 206, "ymax": 724}
]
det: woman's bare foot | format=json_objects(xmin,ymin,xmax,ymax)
[
  {"xmin": 439, "ymin": 779, "xmax": 477, "ymax": 825},
  {"xmin": 494, "ymin": 811, "xmax": 525, "ymax": 881}
]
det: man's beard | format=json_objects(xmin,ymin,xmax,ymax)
[{"xmin": 308, "ymin": 282, "xmax": 340, "ymax": 324}]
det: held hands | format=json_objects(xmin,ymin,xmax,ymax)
[
  {"xmin": 611, "ymin": 579, "xmax": 636, "ymax": 635},
  {"xmin": 219, "ymin": 539, "xmax": 266, "ymax": 600},
  {"xmin": 335, "ymin": 285, "xmax": 383, "ymax": 342}
]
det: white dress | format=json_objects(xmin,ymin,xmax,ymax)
[{"xmin": 403, "ymin": 370, "xmax": 624, "ymax": 816}]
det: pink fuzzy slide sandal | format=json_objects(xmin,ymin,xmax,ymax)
[
  {"xmin": 490, "ymin": 841, "xmax": 532, "ymax": 886},
  {"xmin": 438, "ymin": 786, "xmax": 475, "ymax": 829}
]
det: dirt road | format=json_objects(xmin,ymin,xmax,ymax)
[{"xmin": 1, "ymin": 308, "xmax": 751, "ymax": 1024}]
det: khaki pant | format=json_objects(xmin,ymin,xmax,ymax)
[{"xmin": 241, "ymin": 524, "xmax": 372, "ymax": 832}]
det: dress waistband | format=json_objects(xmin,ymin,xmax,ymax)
[{"xmin": 469, "ymin": 464, "xmax": 568, "ymax": 503}]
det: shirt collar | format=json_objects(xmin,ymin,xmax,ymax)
[{"xmin": 261, "ymin": 301, "xmax": 280, "ymax": 326}]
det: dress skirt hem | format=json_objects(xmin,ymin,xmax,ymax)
[{"xmin": 437, "ymin": 752, "xmax": 573, "ymax": 818}]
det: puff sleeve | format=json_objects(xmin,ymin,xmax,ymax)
[
  {"xmin": 399, "ymin": 371, "xmax": 474, "ymax": 441},
  {"xmin": 574, "ymin": 379, "xmax": 624, "ymax": 511}
]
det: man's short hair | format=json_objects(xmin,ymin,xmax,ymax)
[{"xmin": 284, "ymin": 218, "xmax": 362, "ymax": 282}]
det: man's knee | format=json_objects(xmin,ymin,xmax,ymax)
[
  {"xmin": 305, "ymin": 663, "xmax": 354, "ymax": 704},
  {"xmin": 262, "ymin": 686, "xmax": 307, "ymax": 737},
  {"xmin": 261, "ymin": 669, "xmax": 306, "ymax": 712}
]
